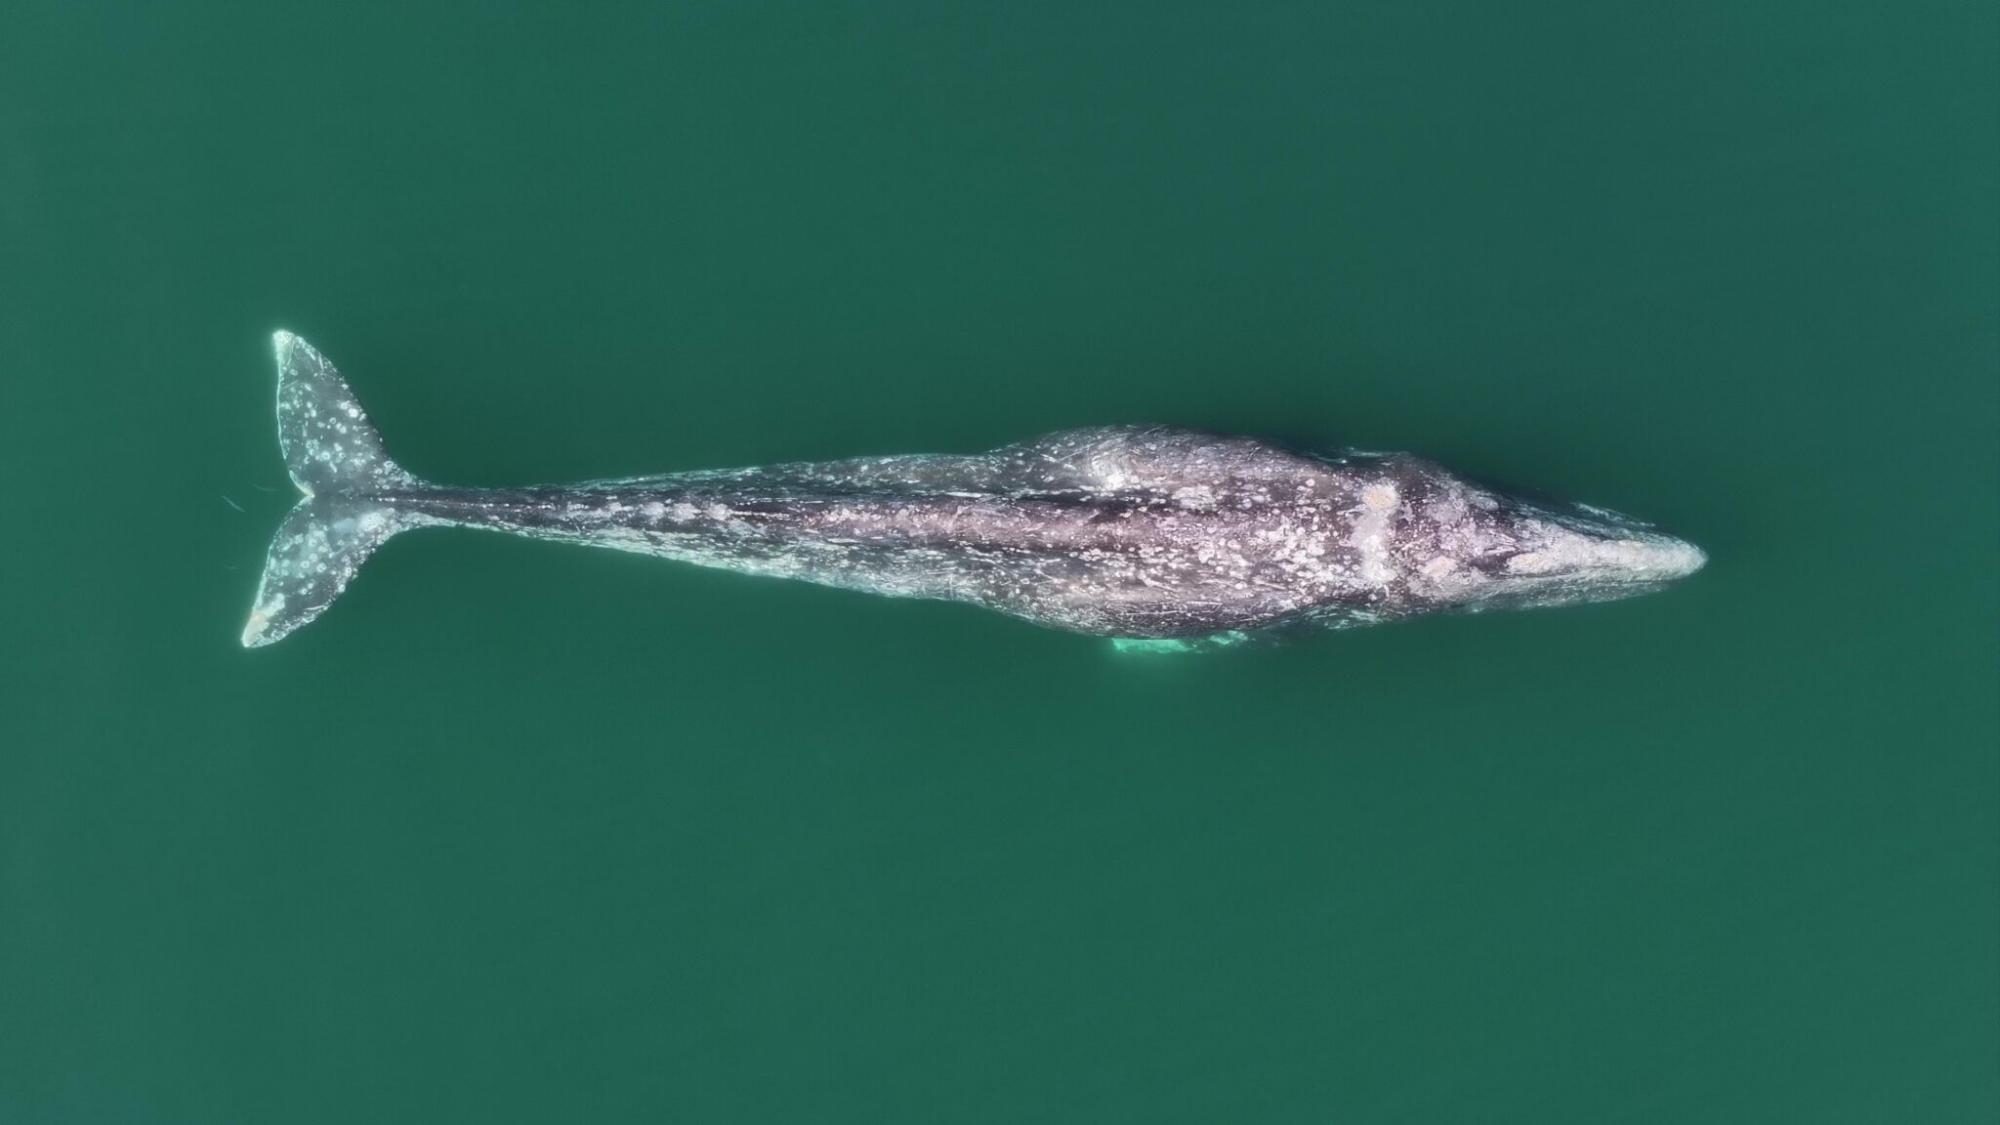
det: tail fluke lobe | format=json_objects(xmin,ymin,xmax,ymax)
[
  {"xmin": 273, "ymin": 330, "xmax": 418, "ymax": 495},
  {"xmin": 244, "ymin": 333, "xmax": 426, "ymax": 647},
  {"xmin": 241, "ymin": 497, "xmax": 411, "ymax": 647}
]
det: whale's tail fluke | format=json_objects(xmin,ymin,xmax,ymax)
[{"xmin": 242, "ymin": 332, "xmax": 427, "ymax": 647}]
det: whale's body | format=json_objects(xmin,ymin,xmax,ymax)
[{"xmin": 242, "ymin": 333, "xmax": 1705, "ymax": 648}]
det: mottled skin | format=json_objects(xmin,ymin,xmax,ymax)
[{"xmin": 242, "ymin": 334, "xmax": 1705, "ymax": 647}]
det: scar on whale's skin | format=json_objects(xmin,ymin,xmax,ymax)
[{"xmin": 240, "ymin": 332, "xmax": 1706, "ymax": 649}]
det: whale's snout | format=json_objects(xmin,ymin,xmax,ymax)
[
  {"xmin": 1458, "ymin": 495, "xmax": 1707, "ymax": 612},
  {"xmin": 1631, "ymin": 535, "xmax": 1707, "ymax": 582},
  {"xmin": 1513, "ymin": 529, "xmax": 1705, "ymax": 585}
]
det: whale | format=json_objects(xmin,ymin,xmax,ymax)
[{"xmin": 241, "ymin": 332, "xmax": 1706, "ymax": 649}]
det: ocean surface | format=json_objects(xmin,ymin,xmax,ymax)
[{"xmin": 4, "ymin": 3, "xmax": 1995, "ymax": 1122}]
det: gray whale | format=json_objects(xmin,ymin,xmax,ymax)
[{"xmin": 242, "ymin": 332, "xmax": 1705, "ymax": 648}]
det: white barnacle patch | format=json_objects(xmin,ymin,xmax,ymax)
[
  {"xmin": 1171, "ymin": 485, "xmax": 1217, "ymax": 511},
  {"xmin": 1346, "ymin": 479, "xmax": 1401, "ymax": 586},
  {"xmin": 1506, "ymin": 549, "xmax": 1557, "ymax": 575}
]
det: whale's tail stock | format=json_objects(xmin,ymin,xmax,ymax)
[{"xmin": 241, "ymin": 332, "xmax": 429, "ymax": 647}]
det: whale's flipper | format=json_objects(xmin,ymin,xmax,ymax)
[
  {"xmin": 1108, "ymin": 630, "xmax": 1257, "ymax": 655},
  {"xmin": 242, "ymin": 332, "xmax": 426, "ymax": 647}
]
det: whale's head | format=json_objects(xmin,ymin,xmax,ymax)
[
  {"xmin": 1471, "ymin": 500, "xmax": 1705, "ymax": 609},
  {"xmin": 1448, "ymin": 497, "xmax": 1706, "ymax": 614},
  {"xmin": 1386, "ymin": 462, "xmax": 1707, "ymax": 616}
]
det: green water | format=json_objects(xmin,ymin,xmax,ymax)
[{"xmin": 5, "ymin": 3, "xmax": 1996, "ymax": 1122}]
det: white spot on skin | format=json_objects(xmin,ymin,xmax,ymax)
[
  {"xmin": 1507, "ymin": 550, "xmax": 1555, "ymax": 575},
  {"xmin": 1348, "ymin": 480, "xmax": 1400, "ymax": 586},
  {"xmin": 1171, "ymin": 485, "xmax": 1217, "ymax": 511}
]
